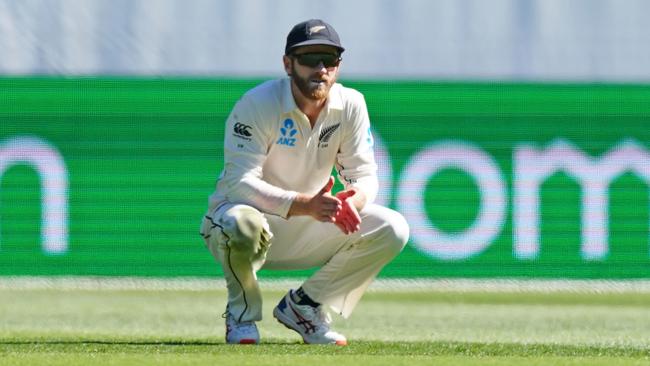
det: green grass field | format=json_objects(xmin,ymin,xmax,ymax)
[{"xmin": 1, "ymin": 283, "xmax": 650, "ymax": 365}]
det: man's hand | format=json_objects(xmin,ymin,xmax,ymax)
[
  {"xmin": 288, "ymin": 176, "xmax": 341, "ymax": 222},
  {"xmin": 334, "ymin": 189, "xmax": 362, "ymax": 235}
]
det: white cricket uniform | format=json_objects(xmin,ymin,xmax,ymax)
[{"xmin": 200, "ymin": 77, "xmax": 409, "ymax": 322}]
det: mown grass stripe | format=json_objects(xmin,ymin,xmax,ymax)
[{"xmin": 1, "ymin": 341, "xmax": 649, "ymax": 358}]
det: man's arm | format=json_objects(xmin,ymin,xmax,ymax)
[
  {"xmin": 336, "ymin": 92, "xmax": 378, "ymax": 210},
  {"xmin": 221, "ymin": 97, "xmax": 299, "ymax": 218},
  {"xmin": 329, "ymin": 91, "xmax": 377, "ymax": 234}
]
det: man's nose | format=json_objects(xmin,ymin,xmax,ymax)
[{"xmin": 316, "ymin": 62, "xmax": 327, "ymax": 73}]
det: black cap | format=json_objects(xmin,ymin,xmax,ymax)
[{"xmin": 285, "ymin": 19, "xmax": 345, "ymax": 55}]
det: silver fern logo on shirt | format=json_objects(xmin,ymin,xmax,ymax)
[
  {"xmin": 318, "ymin": 123, "xmax": 340, "ymax": 148},
  {"xmin": 277, "ymin": 119, "xmax": 298, "ymax": 147}
]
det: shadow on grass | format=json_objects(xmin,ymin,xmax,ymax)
[
  {"xmin": 0, "ymin": 339, "xmax": 307, "ymax": 346},
  {"xmin": 0, "ymin": 338, "xmax": 307, "ymax": 348},
  {"xmin": 1, "ymin": 340, "xmax": 220, "ymax": 346}
]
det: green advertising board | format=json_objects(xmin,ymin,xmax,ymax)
[{"xmin": 1, "ymin": 78, "xmax": 650, "ymax": 278}]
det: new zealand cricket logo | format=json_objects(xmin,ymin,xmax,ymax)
[{"xmin": 318, "ymin": 123, "xmax": 340, "ymax": 148}]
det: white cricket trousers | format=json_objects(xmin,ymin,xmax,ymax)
[{"xmin": 200, "ymin": 202, "xmax": 409, "ymax": 323}]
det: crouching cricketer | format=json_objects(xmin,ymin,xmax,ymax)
[{"xmin": 200, "ymin": 19, "xmax": 409, "ymax": 345}]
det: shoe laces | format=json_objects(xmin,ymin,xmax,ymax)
[{"xmin": 223, "ymin": 311, "xmax": 256, "ymax": 332}]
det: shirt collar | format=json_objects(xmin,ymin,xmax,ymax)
[
  {"xmin": 281, "ymin": 77, "xmax": 343, "ymax": 114},
  {"xmin": 327, "ymin": 83, "xmax": 344, "ymax": 110},
  {"xmin": 281, "ymin": 77, "xmax": 298, "ymax": 114}
]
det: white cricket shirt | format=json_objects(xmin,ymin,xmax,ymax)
[{"xmin": 208, "ymin": 77, "xmax": 378, "ymax": 218}]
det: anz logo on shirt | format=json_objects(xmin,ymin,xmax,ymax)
[{"xmin": 276, "ymin": 119, "xmax": 298, "ymax": 147}]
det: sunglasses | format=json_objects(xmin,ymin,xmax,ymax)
[{"xmin": 292, "ymin": 52, "xmax": 342, "ymax": 68}]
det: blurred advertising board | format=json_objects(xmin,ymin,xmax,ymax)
[{"xmin": 1, "ymin": 78, "xmax": 649, "ymax": 278}]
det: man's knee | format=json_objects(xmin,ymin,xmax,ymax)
[
  {"xmin": 221, "ymin": 205, "xmax": 268, "ymax": 254},
  {"xmin": 363, "ymin": 205, "xmax": 410, "ymax": 255},
  {"xmin": 383, "ymin": 211, "xmax": 410, "ymax": 255}
]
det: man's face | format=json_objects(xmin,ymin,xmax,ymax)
[{"xmin": 284, "ymin": 45, "xmax": 341, "ymax": 101}]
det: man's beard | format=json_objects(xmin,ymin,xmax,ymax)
[{"xmin": 291, "ymin": 64, "xmax": 335, "ymax": 101}]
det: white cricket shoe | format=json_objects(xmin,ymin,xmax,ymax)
[
  {"xmin": 273, "ymin": 290, "xmax": 347, "ymax": 345},
  {"xmin": 224, "ymin": 311, "xmax": 260, "ymax": 344}
]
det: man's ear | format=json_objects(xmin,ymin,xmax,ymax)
[{"xmin": 283, "ymin": 55, "xmax": 292, "ymax": 76}]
